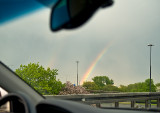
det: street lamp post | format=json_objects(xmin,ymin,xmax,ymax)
[
  {"xmin": 76, "ymin": 61, "xmax": 79, "ymax": 86},
  {"xmin": 148, "ymin": 44, "xmax": 154, "ymax": 108},
  {"xmin": 148, "ymin": 44, "xmax": 154, "ymax": 93}
]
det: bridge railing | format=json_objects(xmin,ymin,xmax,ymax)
[{"xmin": 45, "ymin": 92, "xmax": 160, "ymax": 109}]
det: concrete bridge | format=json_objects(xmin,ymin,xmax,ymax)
[{"xmin": 45, "ymin": 92, "xmax": 160, "ymax": 109}]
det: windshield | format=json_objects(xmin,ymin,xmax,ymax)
[{"xmin": 0, "ymin": 0, "xmax": 160, "ymax": 109}]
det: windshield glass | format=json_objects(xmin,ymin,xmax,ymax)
[{"xmin": 0, "ymin": 0, "xmax": 160, "ymax": 109}]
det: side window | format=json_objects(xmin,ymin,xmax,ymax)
[{"xmin": 0, "ymin": 87, "xmax": 9, "ymax": 113}]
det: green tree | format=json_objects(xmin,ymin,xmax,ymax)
[
  {"xmin": 156, "ymin": 83, "xmax": 160, "ymax": 92},
  {"xmin": 127, "ymin": 82, "xmax": 146, "ymax": 92},
  {"xmin": 15, "ymin": 63, "xmax": 64, "ymax": 95},
  {"xmin": 119, "ymin": 79, "xmax": 156, "ymax": 92},
  {"xmin": 144, "ymin": 79, "xmax": 156, "ymax": 92},
  {"xmin": 82, "ymin": 81, "xmax": 99, "ymax": 90},
  {"xmin": 155, "ymin": 83, "xmax": 160, "ymax": 87},
  {"xmin": 119, "ymin": 85, "xmax": 128, "ymax": 92},
  {"xmin": 103, "ymin": 85, "xmax": 120, "ymax": 92},
  {"xmin": 92, "ymin": 76, "xmax": 114, "ymax": 87}
]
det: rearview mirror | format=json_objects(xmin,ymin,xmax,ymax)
[{"xmin": 50, "ymin": 0, "xmax": 113, "ymax": 31}]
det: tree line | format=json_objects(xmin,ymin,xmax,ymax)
[
  {"xmin": 83, "ymin": 76, "xmax": 157, "ymax": 92},
  {"xmin": 15, "ymin": 62, "xmax": 159, "ymax": 95}
]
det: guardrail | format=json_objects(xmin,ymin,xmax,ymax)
[{"xmin": 45, "ymin": 92, "xmax": 160, "ymax": 109}]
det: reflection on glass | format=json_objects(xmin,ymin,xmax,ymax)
[{"xmin": 51, "ymin": 0, "xmax": 70, "ymax": 30}]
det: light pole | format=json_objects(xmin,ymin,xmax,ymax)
[
  {"xmin": 76, "ymin": 61, "xmax": 79, "ymax": 86},
  {"xmin": 148, "ymin": 44, "xmax": 154, "ymax": 108},
  {"xmin": 148, "ymin": 44, "xmax": 154, "ymax": 93}
]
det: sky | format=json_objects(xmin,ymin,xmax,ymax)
[{"xmin": 0, "ymin": 0, "xmax": 160, "ymax": 86}]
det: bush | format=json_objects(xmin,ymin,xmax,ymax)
[{"xmin": 59, "ymin": 81, "xmax": 89, "ymax": 95}]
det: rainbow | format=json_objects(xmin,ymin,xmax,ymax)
[
  {"xmin": 47, "ymin": 56, "xmax": 56, "ymax": 69},
  {"xmin": 80, "ymin": 41, "xmax": 114, "ymax": 85}
]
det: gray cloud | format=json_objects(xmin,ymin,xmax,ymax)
[{"xmin": 1, "ymin": 0, "xmax": 160, "ymax": 86}]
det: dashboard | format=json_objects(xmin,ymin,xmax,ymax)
[{"xmin": 0, "ymin": 93, "xmax": 159, "ymax": 113}]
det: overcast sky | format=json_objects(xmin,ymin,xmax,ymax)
[{"xmin": 0, "ymin": 0, "xmax": 160, "ymax": 86}]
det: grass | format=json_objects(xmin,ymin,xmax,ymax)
[{"xmin": 119, "ymin": 101, "xmax": 157, "ymax": 106}]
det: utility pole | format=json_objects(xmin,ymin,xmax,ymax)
[{"xmin": 76, "ymin": 61, "xmax": 79, "ymax": 86}]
